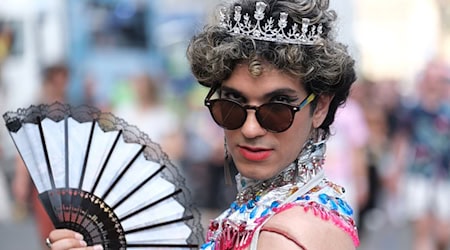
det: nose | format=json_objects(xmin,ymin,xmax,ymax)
[{"xmin": 240, "ymin": 110, "xmax": 267, "ymax": 138}]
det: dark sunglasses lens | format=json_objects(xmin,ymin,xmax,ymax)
[
  {"xmin": 210, "ymin": 100, "xmax": 246, "ymax": 130},
  {"xmin": 258, "ymin": 103, "xmax": 293, "ymax": 132}
]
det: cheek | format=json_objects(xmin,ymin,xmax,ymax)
[
  {"xmin": 291, "ymin": 111, "xmax": 313, "ymax": 136},
  {"xmin": 224, "ymin": 130, "xmax": 235, "ymax": 148},
  {"xmin": 278, "ymin": 131, "xmax": 307, "ymax": 162},
  {"xmin": 283, "ymin": 114, "xmax": 313, "ymax": 151}
]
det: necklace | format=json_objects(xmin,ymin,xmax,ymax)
[
  {"xmin": 235, "ymin": 134, "xmax": 326, "ymax": 205},
  {"xmin": 201, "ymin": 130, "xmax": 362, "ymax": 250}
]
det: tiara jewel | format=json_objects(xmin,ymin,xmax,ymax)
[{"xmin": 219, "ymin": 1, "xmax": 323, "ymax": 45}]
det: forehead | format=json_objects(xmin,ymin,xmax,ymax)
[{"xmin": 222, "ymin": 63, "xmax": 304, "ymax": 94}]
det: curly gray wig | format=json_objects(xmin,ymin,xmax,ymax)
[{"xmin": 186, "ymin": 0, "xmax": 356, "ymax": 134}]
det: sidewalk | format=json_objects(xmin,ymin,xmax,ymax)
[{"xmin": 0, "ymin": 216, "xmax": 41, "ymax": 250}]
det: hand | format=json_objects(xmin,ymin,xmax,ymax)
[{"xmin": 47, "ymin": 229, "xmax": 103, "ymax": 250}]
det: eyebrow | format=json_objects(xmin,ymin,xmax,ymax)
[{"xmin": 221, "ymin": 86, "xmax": 299, "ymax": 99}]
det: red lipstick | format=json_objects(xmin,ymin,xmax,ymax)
[{"xmin": 238, "ymin": 146, "xmax": 272, "ymax": 161}]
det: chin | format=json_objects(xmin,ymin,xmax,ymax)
[{"xmin": 237, "ymin": 166, "xmax": 276, "ymax": 181}]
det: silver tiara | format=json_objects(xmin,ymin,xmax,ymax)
[{"xmin": 218, "ymin": 1, "xmax": 323, "ymax": 45}]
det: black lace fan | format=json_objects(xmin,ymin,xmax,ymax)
[{"xmin": 3, "ymin": 102, "xmax": 204, "ymax": 249}]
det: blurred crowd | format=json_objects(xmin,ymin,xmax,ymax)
[
  {"xmin": 0, "ymin": 1, "xmax": 450, "ymax": 249},
  {"xmin": 0, "ymin": 59, "xmax": 240, "ymax": 248},
  {"xmin": 0, "ymin": 56, "xmax": 449, "ymax": 249},
  {"xmin": 324, "ymin": 58, "xmax": 450, "ymax": 250}
]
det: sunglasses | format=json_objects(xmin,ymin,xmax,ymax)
[{"xmin": 204, "ymin": 88, "xmax": 316, "ymax": 133}]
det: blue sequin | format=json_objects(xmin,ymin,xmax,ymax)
[
  {"xmin": 239, "ymin": 204, "xmax": 246, "ymax": 213},
  {"xmin": 296, "ymin": 195, "xmax": 311, "ymax": 201},
  {"xmin": 250, "ymin": 207, "xmax": 258, "ymax": 219},
  {"xmin": 200, "ymin": 241, "xmax": 214, "ymax": 249},
  {"xmin": 319, "ymin": 193, "xmax": 329, "ymax": 204},
  {"xmin": 270, "ymin": 201, "xmax": 280, "ymax": 209},
  {"xmin": 261, "ymin": 207, "xmax": 270, "ymax": 217},
  {"xmin": 329, "ymin": 198, "xmax": 338, "ymax": 210},
  {"xmin": 247, "ymin": 200, "xmax": 255, "ymax": 209},
  {"xmin": 255, "ymin": 195, "xmax": 261, "ymax": 202},
  {"xmin": 336, "ymin": 197, "xmax": 354, "ymax": 215},
  {"xmin": 230, "ymin": 201, "xmax": 239, "ymax": 211}
]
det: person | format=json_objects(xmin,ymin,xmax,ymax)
[
  {"xmin": 0, "ymin": 79, "xmax": 13, "ymax": 223},
  {"xmin": 12, "ymin": 62, "xmax": 69, "ymax": 249},
  {"xmin": 322, "ymin": 95, "xmax": 369, "ymax": 227},
  {"xmin": 113, "ymin": 73, "xmax": 186, "ymax": 164},
  {"xmin": 183, "ymin": 85, "xmax": 237, "ymax": 211},
  {"xmin": 388, "ymin": 59, "xmax": 450, "ymax": 250},
  {"xmin": 351, "ymin": 79, "xmax": 392, "ymax": 234},
  {"xmin": 46, "ymin": 0, "xmax": 359, "ymax": 249}
]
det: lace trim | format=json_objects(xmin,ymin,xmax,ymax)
[{"xmin": 3, "ymin": 102, "xmax": 205, "ymax": 245}]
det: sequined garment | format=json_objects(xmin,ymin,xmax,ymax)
[{"xmin": 201, "ymin": 138, "xmax": 359, "ymax": 250}]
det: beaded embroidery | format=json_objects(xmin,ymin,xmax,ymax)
[
  {"xmin": 235, "ymin": 134, "xmax": 326, "ymax": 205},
  {"xmin": 201, "ymin": 134, "xmax": 359, "ymax": 250}
]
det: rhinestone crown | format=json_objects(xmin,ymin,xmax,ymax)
[{"xmin": 219, "ymin": 1, "xmax": 323, "ymax": 45}]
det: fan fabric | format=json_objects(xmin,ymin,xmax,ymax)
[{"xmin": 3, "ymin": 102, "xmax": 204, "ymax": 249}]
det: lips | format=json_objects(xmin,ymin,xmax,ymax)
[{"xmin": 238, "ymin": 146, "xmax": 272, "ymax": 161}]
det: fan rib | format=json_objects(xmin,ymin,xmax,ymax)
[
  {"xmin": 111, "ymin": 165, "xmax": 166, "ymax": 210},
  {"xmin": 79, "ymin": 121, "xmax": 96, "ymax": 189},
  {"xmin": 64, "ymin": 116, "xmax": 69, "ymax": 187},
  {"xmin": 120, "ymin": 189, "xmax": 183, "ymax": 221},
  {"xmin": 91, "ymin": 130, "xmax": 123, "ymax": 194},
  {"xmin": 124, "ymin": 215, "xmax": 194, "ymax": 234},
  {"xmin": 37, "ymin": 116, "xmax": 56, "ymax": 189},
  {"xmin": 101, "ymin": 145, "xmax": 146, "ymax": 200},
  {"xmin": 73, "ymin": 121, "xmax": 97, "ymax": 230}
]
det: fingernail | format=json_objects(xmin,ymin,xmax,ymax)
[
  {"xmin": 74, "ymin": 233, "xmax": 84, "ymax": 240},
  {"xmin": 80, "ymin": 240, "xmax": 87, "ymax": 247},
  {"xmin": 93, "ymin": 245, "xmax": 104, "ymax": 250}
]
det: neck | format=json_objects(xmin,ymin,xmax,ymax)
[{"xmin": 235, "ymin": 129, "xmax": 327, "ymax": 205}]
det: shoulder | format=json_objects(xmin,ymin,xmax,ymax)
[{"xmin": 258, "ymin": 205, "xmax": 355, "ymax": 250}]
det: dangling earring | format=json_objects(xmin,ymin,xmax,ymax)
[
  {"xmin": 224, "ymin": 138, "xmax": 233, "ymax": 186},
  {"xmin": 309, "ymin": 127, "xmax": 328, "ymax": 145}
]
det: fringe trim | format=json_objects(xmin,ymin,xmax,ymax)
[
  {"xmin": 205, "ymin": 201, "xmax": 359, "ymax": 249},
  {"xmin": 273, "ymin": 202, "xmax": 360, "ymax": 247}
]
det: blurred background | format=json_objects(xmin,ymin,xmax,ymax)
[{"xmin": 0, "ymin": 0, "xmax": 449, "ymax": 249}]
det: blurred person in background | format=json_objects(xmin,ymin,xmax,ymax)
[
  {"xmin": 322, "ymin": 90, "xmax": 369, "ymax": 227},
  {"xmin": 359, "ymin": 101, "xmax": 389, "ymax": 231},
  {"xmin": 183, "ymin": 85, "xmax": 237, "ymax": 212},
  {"xmin": 81, "ymin": 72, "xmax": 100, "ymax": 107},
  {"xmin": 0, "ymin": 22, "xmax": 13, "ymax": 64},
  {"xmin": 368, "ymin": 79, "xmax": 407, "ymax": 226},
  {"xmin": 0, "ymin": 77, "xmax": 12, "ymax": 223},
  {"xmin": 113, "ymin": 73, "xmax": 185, "ymax": 164},
  {"xmin": 12, "ymin": 62, "xmax": 69, "ymax": 249},
  {"xmin": 375, "ymin": 79, "xmax": 406, "ymax": 139},
  {"xmin": 351, "ymin": 79, "xmax": 395, "ymax": 235},
  {"xmin": 389, "ymin": 58, "xmax": 450, "ymax": 250},
  {"xmin": 0, "ymin": 23, "xmax": 10, "ymax": 223}
]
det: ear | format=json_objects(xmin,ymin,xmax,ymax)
[{"xmin": 312, "ymin": 94, "xmax": 333, "ymax": 128}]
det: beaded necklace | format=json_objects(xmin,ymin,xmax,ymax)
[
  {"xmin": 202, "ymin": 176, "xmax": 358, "ymax": 249},
  {"xmin": 235, "ymin": 136, "xmax": 325, "ymax": 206},
  {"xmin": 201, "ymin": 130, "xmax": 359, "ymax": 250}
]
